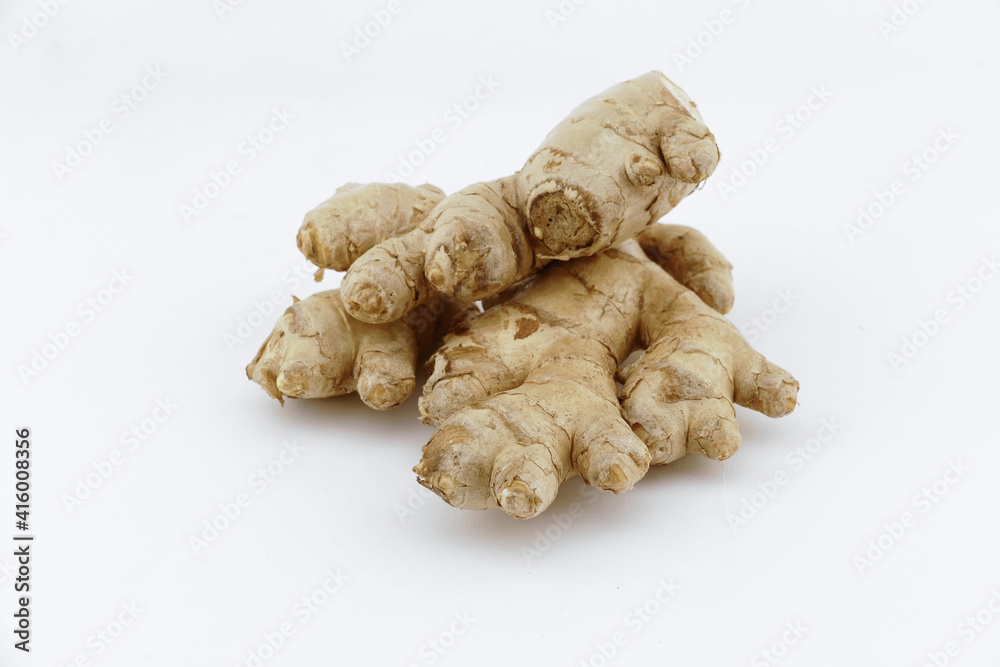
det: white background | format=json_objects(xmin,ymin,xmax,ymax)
[{"xmin": 2, "ymin": 0, "xmax": 999, "ymax": 665}]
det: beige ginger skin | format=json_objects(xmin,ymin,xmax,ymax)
[{"xmin": 247, "ymin": 72, "xmax": 798, "ymax": 522}]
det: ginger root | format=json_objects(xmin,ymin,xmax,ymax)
[
  {"xmin": 297, "ymin": 182, "xmax": 445, "ymax": 274},
  {"xmin": 245, "ymin": 72, "xmax": 800, "ymax": 525},
  {"xmin": 414, "ymin": 226, "xmax": 797, "ymax": 519},
  {"xmin": 246, "ymin": 290, "xmax": 464, "ymax": 409},
  {"xmin": 339, "ymin": 71, "xmax": 719, "ymax": 324}
]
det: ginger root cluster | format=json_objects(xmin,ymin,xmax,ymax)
[{"xmin": 247, "ymin": 72, "xmax": 799, "ymax": 519}]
